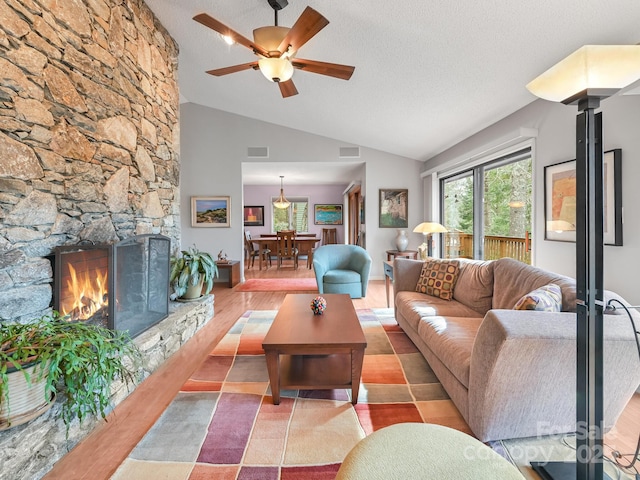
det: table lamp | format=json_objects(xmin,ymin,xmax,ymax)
[{"xmin": 412, "ymin": 222, "xmax": 447, "ymax": 259}]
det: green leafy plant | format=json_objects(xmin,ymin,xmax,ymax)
[
  {"xmin": 0, "ymin": 312, "xmax": 141, "ymax": 432},
  {"xmin": 169, "ymin": 245, "xmax": 218, "ymax": 299}
]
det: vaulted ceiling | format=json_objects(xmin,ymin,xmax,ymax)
[{"xmin": 145, "ymin": 0, "xmax": 640, "ymax": 182}]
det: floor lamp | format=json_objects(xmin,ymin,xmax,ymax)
[{"xmin": 527, "ymin": 45, "xmax": 640, "ymax": 480}]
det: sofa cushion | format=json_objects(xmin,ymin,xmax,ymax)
[
  {"xmin": 417, "ymin": 315, "xmax": 483, "ymax": 388},
  {"xmin": 453, "ymin": 260, "xmax": 494, "ymax": 315},
  {"xmin": 513, "ymin": 283, "xmax": 562, "ymax": 312},
  {"xmin": 395, "ymin": 291, "xmax": 483, "ymax": 332},
  {"xmin": 492, "ymin": 258, "xmax": 577, "ymax": 312},
  {"xmin": 415, "ymin": 259, "xmax": 460, "ymax": 300},
  {"xmin": 323, "ymin": 269, "xmax": 360, "ymax": 284}
]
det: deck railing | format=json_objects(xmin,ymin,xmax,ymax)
[{"xmin": 444, "ymin": 232, "xmax": 531, "ymax": 264}]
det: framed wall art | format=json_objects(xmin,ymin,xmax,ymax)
[
  {"xmin": 191, "ymin": 196, "xmax": 230, "ymax": 228},
  {"xmin": 243, "ymin": 205, "xmax": 264, "ymax": 226},
  {"xmin": 379, "ymin": 189, "xmax": 408, "ymax": 228},
  {"xmin": 544, "ymin": 149, "xmax": 622, "ymax": 245},
  {"xmin": 314, "ymin": 204, "xmax": 343, "ymax": 225}
]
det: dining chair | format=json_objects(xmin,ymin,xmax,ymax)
[
  {"xmin": 276, "ymin": 230, "xmax": 298, "ymax": 269},
  {"xmin": 296, "ymin": 238, "xmax": 315, "ymax": 269},
  {"xmin": 322, "ymin": 228, "xmax": 338, "ymax": 245},
  {"xmin": 244, "ymin": 230, "xmax": 271, "ymax": 269}
]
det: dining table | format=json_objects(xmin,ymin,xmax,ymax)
[{"xmin": 253, "ymin": 235, "xmax": 320, "ymax": 270}]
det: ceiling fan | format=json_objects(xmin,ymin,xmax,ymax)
[{"xmin": 193, "ymin": 0, "xmax": 355, "ymax": 98}]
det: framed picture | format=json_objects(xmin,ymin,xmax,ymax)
[
  {"xmin": 243, "ymin": 205, "xmax": 264, "ymax": 226},
  {"xmin": 379, "ymin": 189, "xmax": 408, "ymax": 228},
  {"xmin": 314, "ymin": 204, "xmax": 343, "ymax": 225},
  {"xmin": 191, "ymin": 196, "xmax": 230, "ymax": 228},
  {"xmin": 544, "ymin": 149, "xmax": 622, "ymax": 245}
]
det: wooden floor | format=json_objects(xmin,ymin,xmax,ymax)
[{"xmin": 44, "ymin": 262, "xmax": 640, "ymax": 479}]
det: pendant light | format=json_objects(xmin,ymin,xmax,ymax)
[{"xmin": 273, "ymin": 175, "xmax": 290, "ymax": 209}]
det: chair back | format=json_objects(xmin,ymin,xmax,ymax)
[
  {"xmin": 277, "ymin": 230, "xmax": 296, "ymax": 255},
  {"xmin": 244, "ymin": 230, "xmax": 254, "ymax": 252},
  {"xmin": 322, "ymin": 228, "xmax": 338, "ymax": 245}
]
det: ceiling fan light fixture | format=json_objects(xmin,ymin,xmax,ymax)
[
  {"xmin": 253, "ymin": 26, "xmax": 290, "ymax": 52},
  {"xmin": 221, "ymin": 34, "xmax": 234, "ymax": 45},
  {"xmin": 259, "ymin": 57, "xmax": 294, "ymax": 82},
  {"xmin": 273, "ymin": 176, "xmax": 291, "ymax": 209}
]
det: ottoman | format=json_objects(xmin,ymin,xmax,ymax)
[{"xmin": 336, "ymin": 423, "xmax": 524, "ymax": 479}]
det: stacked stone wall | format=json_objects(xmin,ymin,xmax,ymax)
[{"xmin": 0, "ymin": 0, "xmax": 180, "ymax": 324}]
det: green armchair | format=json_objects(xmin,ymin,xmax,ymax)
[{"xmin": 312, "ymin": 245, "xmax": 372, "ymax": 298}]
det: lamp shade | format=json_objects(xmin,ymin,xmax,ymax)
[
  {"xmin": 526, "ymin": 45, "xmax": 640, "ymax": 104},
  {"xmin": 413, "ymin": 222, "xmax": 447, "ymax": 234},
  {"xmin": 273, "ymin": 176, "xmax": 290, "ymax": 209},
  {"xmin": 258, "ymin": 57, "xmax": 294, "ymax": 83}
]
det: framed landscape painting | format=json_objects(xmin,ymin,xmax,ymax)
[
  {"xmin": 379, "ymin": 189, "xmax": 408, "ymax": 228},
  {"xmin": 243, "ymin": 206, "xmax": 264, "ymax": 226},
  {"xmin": 191, "ymin": 196, "xmax": 230, "ymax": 228},
  {"xmin": 314, "ymin": 204, "xmax": 343, "ymax": 225}
]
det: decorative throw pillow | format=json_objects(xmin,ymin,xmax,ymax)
[
  {"xmin": 513, "ymin": 284, "xmax": 563, "ymax": 312},
  {"xmin": 415, "ymin": 259, "xmax": 461, "ymax": 300}
]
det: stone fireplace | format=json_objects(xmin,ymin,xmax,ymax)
[
  {"xmin": 0, "ymin": 1, "xmax": 199, "ymax": 478},
  {"xmin": 0, "ymin": 0, "xmax": 181, "ymax": 325},
  {"xmin": 54, "ymin": 234, "xmax": 170, "ymax": 337}
]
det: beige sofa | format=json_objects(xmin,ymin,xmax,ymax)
[{"xmin": 393, "ymin": 257, "xmax": 640, "ymax": 442}]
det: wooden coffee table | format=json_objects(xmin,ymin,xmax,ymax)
[{"xmin": 262, "ymin": 293, "xmax": 367, "ymax": 405}]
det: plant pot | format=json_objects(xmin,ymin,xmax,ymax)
[
  {"xmin": 182, "ymin": 277, "xmax": 205, "ymax": 300},
  {"xmin": 0, "ymin": 361, "xmax": 55, "ymax": 430}
]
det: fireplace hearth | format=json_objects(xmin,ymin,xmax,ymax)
[{"xmin": 54, "ymin": 234, "xmax": 170, "ymax": 337}]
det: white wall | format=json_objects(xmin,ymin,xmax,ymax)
[
  {"xmin": 180, "ymin": 103, "xmax": 423, "ymax": 279},
  {"xmin": 425, "ymin": 95, "xmax": 640, "ymax": 304}
]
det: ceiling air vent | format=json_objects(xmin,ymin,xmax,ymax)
[
  {"xmin": 339, "ymin": 147, "xmax": 360, "ymax": 158},
  {"xmin": 247, "ymin": 147, "xmax": 269, "ymax": 158}
]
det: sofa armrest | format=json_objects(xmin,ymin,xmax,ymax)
[
  {"xmin": 393, "ymin": 258, "xmax": 424, "ymax": 293},
  {"xmin": 468, "ymin": 309, "xmax": 640, "ymax": 442}
]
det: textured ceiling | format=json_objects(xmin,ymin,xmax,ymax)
[{"xmin": 144, "ymin": 0, "xmax": 640, "ymax": 183}]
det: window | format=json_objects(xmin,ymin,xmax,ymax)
[
  {"xmin": 441, "ymin": 148, "xmax": 532, "ymax": 263},
  {"xmin": 271, "ymin": 197, "xmax": 309, "ymax": 232}
]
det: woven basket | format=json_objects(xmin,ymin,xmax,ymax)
[{"xmin": 0, "ymin": 361, "xmax": 55, "ymax": 430}]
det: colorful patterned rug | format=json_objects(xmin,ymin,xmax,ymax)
[
  {"xmin": 111, "ymin": 309, "xmax": 471, "ymax": 480},
  {"xmin": 236, "ymin": 278, "xmax": 319, "ymax": 292}
]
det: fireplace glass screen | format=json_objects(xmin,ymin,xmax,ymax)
[
  {"xmin": 54, "ymin": 235, "xmax": 170, "ymax": 337},
  {"xmin": 113, "ymin": 235, "xmax": 170, "ymax": 337}
]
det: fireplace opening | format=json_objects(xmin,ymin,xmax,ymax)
[{"xmin": 54, "ymin": 234, "xmax": 170, "ymax": 337}]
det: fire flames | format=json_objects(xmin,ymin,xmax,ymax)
[{"xmin": 62, "ymin": 263, "xmax": 109, "ymax": 321}]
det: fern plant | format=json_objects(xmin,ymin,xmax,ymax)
[
  {"xmin": 0, "ymin": 312, "xmax": 141, "ymax": 432},
  {"xmin": 169, "ymin": 245, "xmax": 218, "ymax": 299}
]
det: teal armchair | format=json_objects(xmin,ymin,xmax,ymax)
[{"xmin": 312, "ymin": 245, "xmax": 372, "ymax": 298}]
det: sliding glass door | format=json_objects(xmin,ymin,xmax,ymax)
[{"xmin": 441, "ymin": 149, "xmax": 532, "ymax": 263}]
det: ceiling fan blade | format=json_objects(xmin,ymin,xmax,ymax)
[
  {"xmin": 278, "ymin": 79, "xmax": 298, "ymax": 98},
  {"xmin": 193, "ymin": 13, "xmax": 269, "ymax": 57},
  {"xmin": 291, "ymin": 58, "xmax": 355, "ymax": 80},
  {"xmin": 277, "ymin": 6, "xmax": 329, "ymax": 54},
  {"xmin": 206, "ymin": 61, "xmax": 259, "ymax": 76}
]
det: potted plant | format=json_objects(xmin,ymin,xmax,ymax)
[
  {"xmin": 169, "ymin": 245, "xmax": 218, "ymax": 300},
  {"xmin": 0, "ymin": 312, "xmax": 141, "ymax": 432}
]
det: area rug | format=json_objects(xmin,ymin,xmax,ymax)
[
  {"xmin": 237, "ymin": 278, "xmax": 319, "ymax": 292},
  {"xmin": 111, "ymin": 309, "xmax": 472, "ymax": 480}
]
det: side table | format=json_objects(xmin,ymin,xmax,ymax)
[
  {"xmin": 215, "ymin": 260, "xmax": 240, "ymax": 288},
  {"xmin": 383, "ymin": 260, "xmax": 394, "ymax": 308},
  {"xmin": 386, "ymin": 249, "xmax": 418, "ymax": 261}
]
